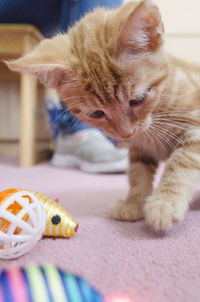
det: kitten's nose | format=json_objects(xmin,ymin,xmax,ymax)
[{"xmin": 117, "ymin": 122, "xmax": 134, "ymax": 139}]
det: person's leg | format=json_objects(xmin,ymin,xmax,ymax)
[
  {"xmin": 0, "ymin": 0, "xmax": 61, "ymax": 37},
  {"xmin": 60, "ymin": 0, "xmax": 123, "ymax": 31}
]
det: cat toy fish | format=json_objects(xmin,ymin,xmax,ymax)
[
  {"xmin": 0, "ymin": 189, "xmax": 78, "ymax": 259},
  {"xmin": 29, "ymin": 190, "xmax": 78, "ymax": 238}
]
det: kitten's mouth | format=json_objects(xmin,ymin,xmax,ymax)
[
  {"xmin": 121, "ymin": 134, "xmax": 132, "ymax": 139},
  {"xmin": 120, "ymin": 129, "xmax": 135, "ymax": 139}
]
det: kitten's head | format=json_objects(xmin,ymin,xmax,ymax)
[{"xmin": 6, "ymin": 0, "xmax": 168, "ymax": 139}]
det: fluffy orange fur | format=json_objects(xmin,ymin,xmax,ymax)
[{"xmin": 6, "ymin": 0, "xmax": 200, "ymax": 230}]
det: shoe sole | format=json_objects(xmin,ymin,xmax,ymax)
[{"xmin": 51, "ymin": 154, "xmax": 128, "ymax": 173}]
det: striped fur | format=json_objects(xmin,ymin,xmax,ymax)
[{"xmin": 6, "ymin": 0, "xmax": 200, "ymax": 230}]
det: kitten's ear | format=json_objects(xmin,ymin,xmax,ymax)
[
  {"xmin": 5, "ymin": 37, "xmax": 74, "ymax": 89},
  {"xmin": 115, "ymin": 0, "xmax": 164, "ymax": 55}
]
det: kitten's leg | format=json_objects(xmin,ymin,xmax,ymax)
[
  {"xmin": 112, "ymin": 160, "xmax": 157, "ymax": 221},
  {"xmin": 145, "ymin": 132, "xmax": 200, "ymax": 230}
]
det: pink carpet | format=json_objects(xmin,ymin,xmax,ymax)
[{"xmin": 0, "ymin": 156, "xmax": 200, "ymax": 302}]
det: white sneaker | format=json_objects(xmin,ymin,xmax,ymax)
[{"xmin": 51, "ymin": 129, "xmax": 129, "ymax": 173}]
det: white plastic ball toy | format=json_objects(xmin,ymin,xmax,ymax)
[{"xmin": 0, "ymin": 189, "xmax": 46, "ymax": 259}]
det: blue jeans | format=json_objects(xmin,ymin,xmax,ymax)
[
  {"xmin": 0, "ymin": 0, "xmax": 122, "ymax": 37},
  {"xmin": 60, "ymin": 0, "xmax": 123, "ymax": 34},
  {"xmin": 0, "ymin": 0, "xmax": 122, "ymax": 135}
]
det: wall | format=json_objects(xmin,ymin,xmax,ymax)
[{"xmin": 156, "ymin": 0, "xmax": 200, "ymax": 62}]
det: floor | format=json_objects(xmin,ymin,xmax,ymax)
[{"xmin": 0, "ymin": 156, "xmax": 200, "ymax": 302}]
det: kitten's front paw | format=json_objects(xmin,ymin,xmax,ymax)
[
  {"xmin": 144, "ymin": 200, "xmax": 173, "ymax": 230},
  {"xmin": 111, "ymin": 199, "xmax": 144, "ymax": 221},
  {"xmin": 144, "ymin": 195, "xmax": 186, "ymax": 230}
]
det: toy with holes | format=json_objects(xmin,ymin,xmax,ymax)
[
  {"xmin": 0, "ymin": 189, "xmax": 78, "ymax": 259},
  {"xmin": 0, "ymin": 189, "xmax": 45, "ymax": 259}
]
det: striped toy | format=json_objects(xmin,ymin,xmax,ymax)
[
  {"xmin": 0, "ymin": 264, "xmax": 104, "ymax": 302},
  {"xmin": 29, "ymin": 190, "xmax": 78, "ymax": 238}
]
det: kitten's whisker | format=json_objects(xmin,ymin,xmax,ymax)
[
  {"xmin": 144, "ymin": 128, "xmax": 156, "ymax": 149},
  {"xmin": 61, "ymin": 110, "xmax": 86, "ymax": 133},
  {"xmin": 152, "ymin": 114, "xmax": 199, "ymax": 126},
  {"xmin": 61, "ymin": 96, "xmax": 81, "ymax": 102},
  {"xmin": 153, "ymin": 112, "xmax": 189, "ymax": 117},
  {"xmin": 156, "ymin": 118, "xmax": 197, "ymax": 127},
  {"xmin": 152, "ymin": 111, "xmax": 199, "ymax": 121},
  {"xmin": 152, "ymin": 116, "xmax": 192, "ymax": 123},
  {"xmin": 70, "ymin": 118, "xmax": 82, "ymax": 130},
  {"xmin": 66, "ymin": 101, "xmax": 81, "ymax": 106},
  {"xmin": 66, "ymin": 101, "xmax": 83, "ymax": 109},
  {"xmin": 152, "ymin": 113, "xmax": 193, "ymax": 119},
  {"xmin": 149, "ymin": 126, "xmax": 169, "ymax": 151},
  {"xmin": 76, "ymin": 112, "xmax": 86, "ymax": 122},
  {"xmin": 152, "ymin": 120, "xmax": 191, "ymax": 132},
  {"xmin": 152, "ymin": 123, "xmax": 184, "ymax": 146},
  {"xmin": 152, "ymin": 124, "xmax": 184, "ymax": 148},
  {"xmin": 65, "ymin": 115, "xmax": 80, "ymax": 130},
  {"xmin": 153, "ymin": 108, "xmax": 193, "ymax": 114},
  {"xmin": 147, "ymin": 127, "xmax": 166, "ymax": 154},
  {"xmin": 51, "ymin": 109, "xmax": 68, "ymax": 125},
  {"xmin": 149, "ymin": 125, "xmax": 177, "ymax": 151}
]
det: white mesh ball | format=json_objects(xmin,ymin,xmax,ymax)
[{"xmin": 0, "ymin": 190, "xmax": 46, "ymax": 259}]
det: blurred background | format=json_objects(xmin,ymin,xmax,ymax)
[{"xmin": 0, "ymin": 0, "xmax": 200, "ymax": 167}]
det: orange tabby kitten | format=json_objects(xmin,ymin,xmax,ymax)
[{"xmin": 6, "ymin": 0, "xmax": 200, "ymax": 230}]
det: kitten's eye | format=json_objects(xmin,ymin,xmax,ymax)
[
  {"xmin": 129, "ymin": 97, "xmax": 145, "ymax": 106},
  {"xmin": 129, "ymin": 88, "xmax": 151, "ymax": 107},
  {"xmin": 89, "ymin": 110, "xmax": 105, "ymax": 119},
  {"xmin": 51, "ymin": 215, "xmax": 61, "ymax": 225}
]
